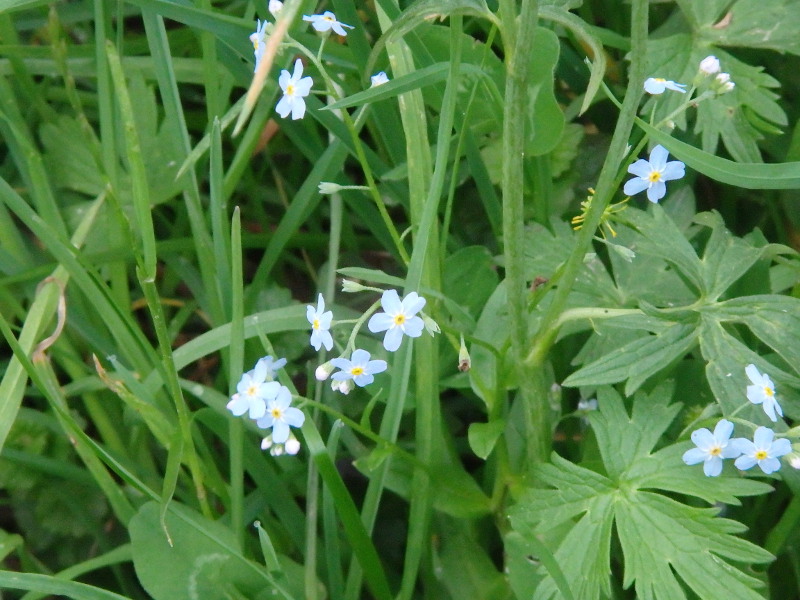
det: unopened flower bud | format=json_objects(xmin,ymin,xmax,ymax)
[
  {"xmin": 698, "ymin": 55, "xmax": 720, "ymax": 75},
  {"xmin": 319, "ymin": 181, "xmax": 343, "ymax": 194},
  {"xmin": 714, "ymin": 72, "xmax": 735, "ymax": 94},
  {"xmin": 316, "ymin": 362, "xmax": 334, "ymax": 381},
  {"xmin": 332, "ymin": 379, "xmax": 354, "ymax": 395},
  {"xmin": 422, "ymin": 314, "xmax": 440, "ymax": 336},
  {"xmin": 268, "ymin": 0, "xmax": 283, "ymax": 16},
  {"xmin": 458, "ymin": 335, "xmax": 471, "ymax": 372},
  {"xmin": 341, "ymin": 279, "xmax": 367, "ymax": 293},
  {"xmin": 284, "ymin": 434, "xmax": 301, "ymax": 455}
]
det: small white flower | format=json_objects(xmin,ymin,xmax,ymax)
[
  {"xmin": 623, "ymin": 144, "xmax": 686, "ymax": 203},
  {"xmin": 745, "ymin": 364, "xmax": 783, "ymax": 422},
  {"xmin": 643, "ymin": 77, "xmax": 687, "ymax": 95},
  {"xmin": 367, "ymin": 289, "xmax": 427, "ymax": 352},
  {"xmin": 268, "ymin": 0, "xmax": 283, "ymax": 17},
  {"xmin": 307, "ymin": 293, "xmax": 334, "ymax": 351},
  {"xmin": 302, "ymin": 11, "xmax": 354, "ymax": 36},
  {"xmin": 682, "ymin": 419, "xmax": 741, "ymax": 477},
  {"xmin": 256, "ymin": 385, "xmax": 305, "ymax": 443},
  {"xmin": 331, "ymin": 349, "xmax": 387, "ymax": 388},
  {"xmin": 255, "ymin": 355, "xmax": 286, "ymax": 380},
  {"xmin": 227, "ymin": 361, "xmax": 281, "ymax": 419},
  {"xmin": 731, "ymin": 426, "xmax": 791, "ymax": 474},
  {"xmin": 698, "ymin": 55, "xmax": 721, "ymax": 75},
  {"xmin": 331, "ymin": 378, "xmax": 354, "ymax": 395},
  {"xmin": 577, "ymin": 398, "xmax": 598, "ymax": 412},
  {"xmin": 276, "ymin": 59, "xmax": 313, "ymax": 120},
  {"xmin": 249, "ymin": 19, "xmax": 269, "ymax": 73},
  {"xmin": 370, "ymin": 72, "xmax": 389, "ymax": 87}
]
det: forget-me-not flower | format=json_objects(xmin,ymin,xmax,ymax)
[
  {"xmin": 745, "ymin": 363, "xmax": 783, "ymax": 422},
  {"xmin": 623, "ymin": 144, "xmax": 685, "ymax": 203},
  {"xmin": 249, "ymin": 20, "xmax": 268, "ymax": 73},
  {"xmin": 307, "ymin": 293, "xmax": 334, "ymax": 351},
  {"xmin": 256, "ymin": 385, "xmax": 305, "ymax": 443},
  {"xmin": 732, "ymin": 426, "xmax": 791, "ymax": 474},
  {"xmin": 276, "ymin": 59, "xmax": 313, "ymax": 120},
  {"xmin": 303, "ymin": 11, "xmax": 354, "ymax": 36},
  {"xmin": 682, "ymin": 419, "xmax": 741, "ymax": 477},
  {"xmin": 643, "ymin": 77, "xmax": 687, "ymax": 95},
  {"xmin": 698, "ymin": 56, "xmax": 721, "ymax": 75},
  {"xmin": 368, "ymin": 289, "xmax": 427, "ymax": 352},
  {"xmin": 331, "ymin": 349, "xmax": 387, "ymax": 388},
  {"xmin": 371, "ymin": 72, "xmax": 389, "ymax": 87},
  {"xmin": 227, "ymin": 360, "xmax": 281, "ymax": 419}
]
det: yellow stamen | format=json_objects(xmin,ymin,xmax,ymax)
[
  {"xmin": 709, "ymin": 446, "xmax": 722, "ymax": 456},
  {"xmin": 351, "ymin": 367, "xmax": 365, "ymax": 377},
  {"xmin": 313, "ymin": 318, "xmax": 320, "ymax": 330},
  {"xmin": 393, "ymin": 314, "xmax": 406, "ymax": 326},
  {"xmin": 764, "ymin": 386, "xmax": 774, "ymax": 397},
  {"xmin": 755, "ymin": 450, "xmax": 768, "ymax": 460},
  {"xmin": 648, "ymin": 171, "xmax": 662, "ymax": 183}
]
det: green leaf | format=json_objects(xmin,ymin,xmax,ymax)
[
  {"xmin": 468, "ymin": 420, "xmax": 505, "ymax": 460},
  {"xmin": 563, "ymin": 322, "xmax": 699, "ymax": 395},
  {"xmin": 129, "ymin": 501, "xmax": 301, "ymax": 600},
  {"xmin": 443, "ymin": 246, "xmax": 499, "ymax": 320},
  {"xmin": 509, "ymin": 387, "xmax": 774, "ymax": 600},
  {"xmin": 704, "ymin": 0, "xmax": 800, "ymax": 56},
  {"xmin": 636, "ymin": 118, "xmax": 800, "ymax": 189},
  {"xmin": 525, "ymin": 28, "xmax": 563, "ymax": 156}
]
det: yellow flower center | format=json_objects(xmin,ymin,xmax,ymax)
[
  {"xmin": 393, "ymin": 314, "xmax": 406, "ymax": 326},
  {"xmin": 313, "ymin": 318, "xmax": 320, "ymax": 331},
  {"xmin": 654, "ymin": 78, "xmax": 666, "ymax": 83},
  {"xmin": 764, "ymin": 385, "xmax": 774, "ymax": 397},
  {"xmin": 755, "ymin": 450, "xmax": 768, "ymax": 460},
  {"xmin": 709, "ymin": 446, "xmax": 722, "ymax": 457},
  {"xmin": 286, "ymin": 83, "xmax": 295, "ymax": 96},
  {"xmin": 648, "ymin": 171, "xmax": 662, "ymax": 183},
  {"xmin": 351, "ymin": 367, "xmax": 365, "ymax": 377},
  {"xmin": 247, "ymin": 385, "xmax": 258, "ymax": 396},
  {"xmin": 324, "ymin": 15, "xmax": 334, "ymax": 22},
  {"xmin": 271, "ymin": 407, "xmax": 283, "ymax": 419}
]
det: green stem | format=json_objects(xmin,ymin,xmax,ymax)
[{"xmin": 525, "ymin": 0, "xmax": 650, "ymax": 368}]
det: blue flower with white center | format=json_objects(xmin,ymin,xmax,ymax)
[
  {"xmin": 227, "ymin": 360, "xmax": 281, "ymax": 420},
  {"xmin": 307, "ymin": 293, "xmax": 334, "ymax": 351},
  {"xmin": 302, "ymin": 11, "xmax": 354, "ymax": 36},
  {"xmin": 745, "ymin": 363, "xmax": 782, "ymax": 422},
  {"xmin": 682, "ymin": 419, "xmax": 741, "ymax": 477},
  {"xmin": 643, "ymin": 77, "xmax": 687, "ymax": 95},
  {"xmin": 623, "ymin": 145, "xmax": 685, "ymax": 203},
  {"xmin": 256, "ymin": 385, "xmax": 305, "ymax": 444},
  {"xmin": 732, "ymin": 426, "xmax": 791, "ymax": 474},
  {"xmin": 330, "ymin": 349, "xmax": 387, "ymax": 388},
  {"xmin": 367, "ymin": 289, "xmax": 427, "ymax": 352}
]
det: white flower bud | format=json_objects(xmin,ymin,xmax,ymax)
[
  {"xmin": 261, "ymin": 434, "xmax": 274, "ymax": 451},
  {"xmin": 284, "ymin": 434, "xmax": 301, "ymax": 455},
  {"xmin": 341, "ymin": 279, "xmax": 367, "ymax": 293},
  {"xmin": 268, "ymin": 0, "xmax": 283, "ymax": 17},
  {"xmin": 698, "ymin": 55, "xmax": 721, "ymax": 75},
  {"xmin": 315, "ymin": 362, "xmax": 333, "ymax": 381},
  {"xmin": 714, "ymin": 72, "xmax": 735, "ymax": 94},
  {"xmin": 332, "ymin": 379, "xmax": 354, "ymax": 395},
  {"xmin": 422, "ymin": 314, "xmax": 440, "ymax": 336},
  {"xmin": 319, "ymin": 181, "xmax": 343, "ymax": 194}
]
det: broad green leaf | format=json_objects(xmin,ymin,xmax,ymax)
[
  {"xmin": 468, "ymin": 420, "xmax": 505, "ymax": 460},
  {"xmin": 525, "ymin": 28, "xmax": 563, "ymax": 156},
  {"xmin": 563, "ymin": 322, "xmax": 699, "ymax": 395},
  {"xmin": 443, "ymin": 246, "xmax": 499, "ymax": 320},
  {"xmin": 509, "ymin": 387, "xmax": 774, "ymax": 600},
  {"xmin": 704, "ymin": 0, "xmax": 800, "ymax": 56},
  {"xmin": 636, "ymin": 118, "xmax": 800, "ymax": 189},
  {"xmin": 673, "ymin": 0, "xmax": 731, "ymax": 28},
  {"xmin": 129, "ymin": 501, "xmax": 302, "ymax": 600}
]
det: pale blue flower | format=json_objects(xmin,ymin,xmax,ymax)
[
  {"xmin": 371, "ymin": 72, "xmax": 389, "ymax": 87},
  {"xmin": 331, "ymin": 349, "xmax": 387, "ymax": 387},
  {"xmin": 302, "ymin": 11, "xmax": 354, "ymax": 36},
  {"xmin": 249, "ymin": 19, "xmax": 268, "ymax": 73},
  {"xmin": 643, "ymin": 77, "xmax": 687, "ymax": 95},
  {"xmin": 367, "ymin": 289, "xmax": 426, "ymax": 352},
  {"xmin": 732, "ymin": 426, "xmax": 791, "ymax": 474},
  {"xmin": 276, "ymin": 59, "xmax": 313, "ymax": 120},
  {"xmin": 256, "ymin": 385, "xmax": 305, "ymax": 443},
  {"xmin": 745, "ymin": 363, "xmax": 782, "ymax": 422},
  {"xmin": 227, "ymin": 360, "xmax": 281, "ymax": 419},
  {"xmin": 255, "ymin": 355, "xmax": 286, "ymax": 380},
  {"xmin": 623, "ymin": 144, "xmax": 685, "ymax": 203},
  {"xmin": 682, "ymin": 419, "xmax": 741, "ymax": 477},
  {"xmin": 307, "ymin": 293, "xmax": 333, "ymax": 351}
]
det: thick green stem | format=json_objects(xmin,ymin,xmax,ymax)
[
  {"xmin": 525, "ymin": 0, "xmax": 650, "ymax": 367},
  {"xmin": 501, "ymin": 0, "xmax": 546, "ymax": 467}
]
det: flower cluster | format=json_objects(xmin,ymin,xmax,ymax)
[
  {"xmin": 697, "ymin": 55, "xmax": 735, "ymax": 94},
  {"xmin": 306, "ymin": 288, "xmax": 435, "ymax": 394},
  {"xmin": 226, "ymin": 356, "xmax": 305, "ymax": 453},
  {"xmin": 683, "ymin": 365, "xmax": 792, "ymax": 476},
  {"xmin": 248, "ymin": 7, "xmax": 389, "ymax": 121}
]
